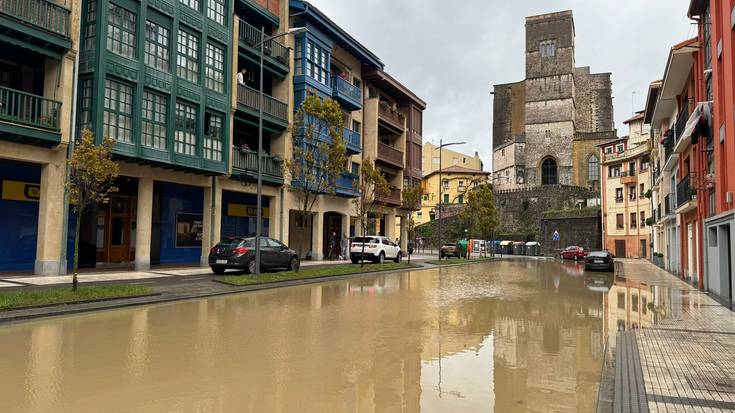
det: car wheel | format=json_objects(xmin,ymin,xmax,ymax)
[
  {"xmin": 351, "ymin": 257, "xmax": 360, "ymax": 264},
  {"xmin": 394, "ymin": 252, "xmax": 402, "ymax": 263},
  {"xmin": 245, "ymin": 258, "xmax": 256, "ymax": 274},
  {"xmin": 212, "ymin": 267, "xmax": 226, "ymax": 275},
  {"xmin": 288, "ymin": 257, "xmax": 300, "ymax": 271}
]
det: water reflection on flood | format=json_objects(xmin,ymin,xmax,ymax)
[{"xmin": 1, "ymin": 260, "xmax": 611, "ymax": 412}]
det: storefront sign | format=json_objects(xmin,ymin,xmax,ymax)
[
  {"xmin": 1, "ymin": 180, "xmax": 40, "ymax": 202},
  {"xmin": 176, "ymin": 213, "xmax": 203, "ymax": 248},
  {"xmin": 227, "ymin": 203, "xmax": 270, "ymax": 218}
]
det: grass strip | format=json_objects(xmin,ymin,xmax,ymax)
[
  {"xmin": 426, "ymin": 257, "xmax": 495, "ymax": 266},
  {"xmin": 0, "ymin": 285, "xmax": 152, "ymax": 311},
  {"xmin": 219, "ymin": 263, "xmax": 418, "ymax": 286}
]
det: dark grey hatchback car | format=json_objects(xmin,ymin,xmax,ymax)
[
  {"xmin": 209, "ymin": 237, "xmax": 299, "ymax": 275},
  {"xmin": 584, "ymin": 250, "xmax": 615, "ymax": 272}
]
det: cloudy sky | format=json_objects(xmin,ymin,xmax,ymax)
[{"xmin": 311, "ymin": 0, "xmax": 694, "ymax": 170}]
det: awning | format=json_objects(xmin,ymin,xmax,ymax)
[
  {"xmin": 675, "ymin": 101, "xmax": 712, "ymax": 153},
  {"xmin": 500, "ymin": 241, "xmax": 512, "ymax": 246}
]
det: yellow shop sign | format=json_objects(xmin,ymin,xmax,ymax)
[
  {"xmin": 2, "ymin": 180, "xmax": 40, "ymax": 202},
  {"xmin": 227, "ymin": 203, "xmax": 270, "ymax": 218}
]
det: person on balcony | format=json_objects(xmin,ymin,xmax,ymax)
[{"xmin": 237, "ymin": 68, "xmax": 248, "ymax": 86}]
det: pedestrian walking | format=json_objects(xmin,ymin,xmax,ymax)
[
  {"xmin": 328, "ymin": 231, "xmax": 337, "ymax": 260},
  {"xmin": 340, "ymin": 233, "xmax": 349, "ymax": 260}
]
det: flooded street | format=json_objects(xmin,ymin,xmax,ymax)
[{"xmin": 0, "ymin": 260, "xmax": 642, "ymax": 412}]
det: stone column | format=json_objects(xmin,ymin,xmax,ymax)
[
  {"xmin": 268, "ymin": 194, "xmax": 280, "ymax": 239},
  {"xmin": 311, "ymin": 212, "xmax": 324, "ymax": 260},
  {"xmin": 400, "ymin": 215, "xmax": 408, "ymax": 252},
  {"xmin": 385, "ymin": 213, "xmax": 397, "ymax": 241},
  {"xmin": 200, "ymin": 182, "xmax": 221, "ymax": 267},
  {"xmin": 134, "ymin": 177, "xmax": 154, "ymax": 271},
  {"xmin": 35, "ymin": 161, "xmax": 66, "ymax": 276}
]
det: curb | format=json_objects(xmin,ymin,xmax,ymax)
[{"xmin": 0, "ymin": 293, "xmax": 161, "ymax": 312}]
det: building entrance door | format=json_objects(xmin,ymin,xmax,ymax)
[
  {"xmin": 615, "ymin": 240, "xmax": 626, "ymax": 258},
  {"xmin": 104, "ymin": 195, "xmax": 135, "ymax": 263},
  {"xmin": 640, "ymin": 239, "xmax": 647, "ymax": 259},
  {"xmin": 687, "ymin": 223, "xmax": 695, "ymax": 280}
]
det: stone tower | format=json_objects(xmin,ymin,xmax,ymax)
[{"xmin": 492, "ymin": 10, "xmax": 615, "ymax": 190}]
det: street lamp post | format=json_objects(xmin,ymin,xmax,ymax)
[
  {"xmin": 254, "ymin": 26, "xmax": 306, "ymax": 276},
  {"xmin": 435, "ymin": 139, "xmax": 466, "ymax": 259}
]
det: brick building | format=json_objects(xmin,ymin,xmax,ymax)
[{"xmin": 492, "ymin": 10, "xmax": 616, "ymax": 191}]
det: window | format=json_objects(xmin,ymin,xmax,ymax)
[
  {"xmin": 205, "ymin": 42, "xmax": 225, "ymax": 92},
  {"xmin": 541, "ymin": 158, "xmax": 558, "ymax": 185},
  {"xmin": 604, "ymin": 146, "xmax": 613, "ymax": 154},
  {"xmin": 142, "ymin": 91, "xmax": 167, "ymax": 150},
  {"xmin": 609, "ymin": 165, "xmax": 621, "ymax": 177},
  {"xmin": 305, "ymin": 40, "xmax": 329, "ymax": 85},
  {"xmin": 443, "ymin": 194, "xmax": 449, "ymax": 204},
  {"xmin": 145, "ymin": 21, "xmax": 170, "ymax": 72},
  {"xmin": 417, "ymin": 212, "xmax": 422, "ymax": 219},
  {"xmin": 630, "ymin": 212, "xmax": 637, "ymax": 228},
  {"xmin": 629, "ymin": 161, "xmax": 636, "ymax": 176},
  {"xmin": 539, "ymin": 39, "xmax": 556, "ymax": 57},
  {"xmin": 175, "ymin": 102, "xmax": 197, "ymax": 156},
  {"xmin": 422, "ymin": 194, "xmax": 428, "ymax": 201},
  {"xmin": 629, "ymin": 185, "xmax": 637, "ymax": 200},
  {"xmin": 351, "ymin": 162, "xmax": 359, "ymax": 175},
  {"xmin": 83, "ymin": 1, "xmax": 97, "ymax": 51},
  {"xmin": 179, "ymin": 0, "xmax": 200, "ymax": 11},
  {"xmin": 352, "ymin": 77, "xmax": 362, "ymax": 89},
  {"xmin": 642, "ymin": 297, "xmax": 647, "ymax": 314},
  {"xmin": 458, "ymin": 195, "xmax": 464, "ymax": 204},
  {"xmin": 632, "ymin": 294, "xmax": 639, "ymax": 312},
  {"xmin": 204, "ymin": 112, "xmax": 223, "ymax": 161},
  {"xmin": 177, "ymin": 30, "xmax": 199, "ymax": 84},
  {"xmin": 103, "ymin": 79, "xmax": 133, "ymax": 143},
  {"xmin": 588, "ymin": 154, "xmax": 599, "ymax": 181},
  {"xmin": 615, "ymin": 188, "xmax": 623, "ymax": 202},
  {"xmin": 616, "ymin": 144, "xmax": 624, "ymax": 153},
  {"xmin": 617, "ymin": 292, "xmax": 625, "ymax": 309},
  {"xmin": 107, "ymin": 4, "xmax": 136, "ymax": 59},
  {"xmin": 458, "ymin": 180, "xmax": 465, "ymax": 190},
  {"xmin": 442, "ymin": 179, "xmax": 448, "ymax": 189},
  {"xmin": 640, "ymin": 183, "xmax": 645, "ymax": 196},
  {"xmin": 207, "ymin": 0, "xmax": 225, "ymax": 25},
  {"xmin": 352, "ymin": 120, "xmax": 361, "ymax": 133},
  {"xmin": 78, "ymin": 78, "xmax": 93, "ymax": 132},
  {"xmin": 616, "ymin": 214, "xmax": 624, "ymax": 229},
  {"xmin": 640, "ymin": 211, "xmax": 646, "ymax": 227}
]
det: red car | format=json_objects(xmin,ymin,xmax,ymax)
[{"xmin": 560, "ymin": 246, "xmax": 588, "ymax": 260}]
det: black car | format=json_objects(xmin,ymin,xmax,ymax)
[
  {"xmin": 584, "ymin": 250, "xmax": 615, "ymax": 272},
  {"xmin": 209, "ymin": 237, "xmax": 299, "ymax": 275}
]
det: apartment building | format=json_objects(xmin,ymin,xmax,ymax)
[
  {"xmin": 600, "ymin": 113, "xmax": 652, "ymax": 259},
  {"xmin": 0, "ymin": 0, "xmax": 79, "ymax": 274},
  {"xmin": 422, "ymin": 142, "xmax": 483, "ymax": 175},
  {"xmin": 415, "ymin": 166, "xmax": 490, "ymax": 227}
]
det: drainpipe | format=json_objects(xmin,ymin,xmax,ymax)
[
  {"xmin": 60, "ymin": 46, "xmax": 80, "ymax": 276},
  {"xmin": 280, "ymin": 186, "xmax": 284, "ymax": 240}
]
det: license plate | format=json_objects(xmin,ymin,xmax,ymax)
[
  {"xmin": 594, "ymin": 260, "xmax": 604, "ymax": 264},
  {"xmin": 216, "ymin": 259, "xmax": 228, "ymax": 264}
]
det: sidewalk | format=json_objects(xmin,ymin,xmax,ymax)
[{"xmin": 610, "ymin": 260, "xmax": 735, "ymax": 413}]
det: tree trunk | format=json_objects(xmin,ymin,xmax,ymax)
[
  {"xmin": 72, "ymin": 209, "xmax": 81, "ymax": 291},
  {"xmin": 360, "ymin": 224, "xmax": 366, "ymax": 268}
]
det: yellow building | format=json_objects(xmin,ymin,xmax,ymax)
[
  {"xmin": 422, "ymin": 142, "xmax": 483, "ymax": 175},
  {"xmin": 600, "ymin": 113, "xmax": 653, "ymax": 258},
  {"xmin": 415, "ymin": 166, "xmax": 490, "ymax": 226}
]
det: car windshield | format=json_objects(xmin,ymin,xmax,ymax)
[
  {"xmin": 353, "ymin": 237, "xmax": 379, "ymax": 244},
  {"xmin": 216, "ymin": 238, "xmax": 243, "ymax": 248},
  {"xmin": 588, "ymin": 251, "xmax": 608, "ymax": 258}
]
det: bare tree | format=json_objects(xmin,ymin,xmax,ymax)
[
  {"xmin": 67, "ymin": 129, "xmax": 119, "ymax": 290},
  {"xmin": 352, "ymin": 159, "xmax": 389, "ymax": 267}
]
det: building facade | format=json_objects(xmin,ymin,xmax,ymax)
[
  {"xmin": 0, "ymin": 0, "xmax": 426, "ymax": 274},
  {"xmin": 415, "ymin": 166, "xmax": 490, "ymax": 227},
  {"xmin": 492, "ymin": 10, "xmax": 615, "ymax": 191},
  {"xmin": 421, "ymin": 142, "xmax": 483, "ymax": 176},
  {"xmin": 600, "ymin": 113, "xmax": 652, "ymax": 259}
]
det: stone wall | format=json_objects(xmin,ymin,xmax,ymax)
[
  {"xmin": 572, "ymin": 131, "xmax": 617, "ymax": 189},
  {"xmin": 494, "ymin": 185, "xmax": 599, "ymax": 238},
  {"xmin": 492, "ymin": 81, "xmax": 525, "ymax": 148},
  {"xmin": 540, "ymin": 212, "xmax": 602, "ymax": 255}
]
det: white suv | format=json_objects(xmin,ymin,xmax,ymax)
[{"xmin": 350, "ymin": 236, "xmax": 402, "ymax": 264}]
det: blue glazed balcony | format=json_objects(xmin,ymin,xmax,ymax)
[
  {"xmin": 344, "ymin": 127, "xmax": 361, "ymax": 154},
  {"xmin": 336, "ymin": 172, "xmax": 359, "ymax": 198},
  {"xmin": 332, "ymin": 76, "xmax": 362, "ymax": 111}
]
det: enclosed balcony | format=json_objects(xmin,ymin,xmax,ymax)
[
  {"xmin": 335, "ymin": 172, "xmax": 359, "ymax": 198},
  {"xmin": 332, "ymin": 77, "xmax": 362, "ymax": 111},
  {"xmin": 343, "ymin": 127, "xmax": 361, "ymax": 154},
  {"xmin": 377, "ymin": 142, "xmax": 404, "ymax": 169},
  {"xmin": 238, "ymin": 19, "xmax": 290, "ymax": 77},
  {"xmin": 231, "ymin": 147, "xmax": 284, "ymax": 186},
  {"xmin": 376, "ymin": 187, "xmax": 401, "ymax": 206},
  {"xmin": 0, "ymin": 0, "xmax": 71, "ymax": 54},
  {"xmin": 0, "ymin": 85, "xmax": 61, "ymax": 145},
  {"xmin": 236, "ymin": 84, "xmax": 289, "ymax": 132}
]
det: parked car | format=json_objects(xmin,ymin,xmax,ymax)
[
  {"xmin": 560, "ymin": 246, "xmax": 588, "ymax": 260},
  {"xmin": 350, "ymin": 236, "xmax": 402, "ymax": 264},
  {"xmin": 584, "ymin": 250, "xmax": 615, "ymax": 272},
  {"xmin": 440, "ymin": 242, "xmax": 461, "ymax": 259},
  {"xmin": 209, "ymin": 237, "xmax": 299, "ymax": 275}
]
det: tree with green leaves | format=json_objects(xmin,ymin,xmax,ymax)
[
  {"xmin": 352, "ymin": 158, "xmax": 389, "ymax": 267},
  {"xmin": 460, "ymin": 184, "xmax": 498, "ymax": 257},
  {"xmin": 401, "ymin": 184, "xmax": 423, "ymax": 264},
  {"xmin": 67, "ymin": 129, "xmax": 119, "ymax": 290},
  {"xmin": 285, "ymin": 94, "xmax": 348, "ymax": 259}
]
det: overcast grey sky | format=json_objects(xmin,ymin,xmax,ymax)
[{"xmin": 311, "ymin": 0, "xmax": 694, "ymax": 170}]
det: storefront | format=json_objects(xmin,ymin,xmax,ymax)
[
  {"xmin": 220, "ymin": 191, "xmax": 269, "ymax": 239},
  {"xmin": 0, "ymin": 160, "xmax": 41, "ymax": 271},
  {"xmin": 152, "ymin": 182, "xmax": 204, "ymax": 265}
]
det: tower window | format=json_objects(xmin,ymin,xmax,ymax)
[{"xmin": 540, "ymin": 40, "xmax": 557, "ymax": 58}]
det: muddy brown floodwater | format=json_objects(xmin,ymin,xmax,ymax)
[{"xmin": 0, "ymin": 260, "xmax": 609, "ymax": 412}]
